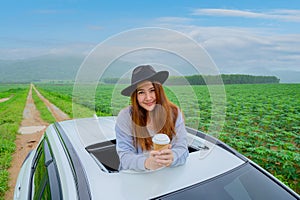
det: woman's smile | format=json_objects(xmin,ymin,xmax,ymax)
[
  {"xmin": 145, "ymin": 101, "xmax": 155, "ymax": 106},
  {"xmin": 142, "ymin": 101, "xmax": 156, "ymax": 110}
]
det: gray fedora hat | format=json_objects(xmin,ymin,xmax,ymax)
[{"xmin": 121, "ymin": 65, "xmax": 169, "ymax": 96}]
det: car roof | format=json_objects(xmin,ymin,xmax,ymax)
[{"xmin": 52, "ymin": 116, "xmax": 245, "ymax": 199}]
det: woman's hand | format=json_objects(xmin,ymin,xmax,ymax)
[
  {"xmin": 144, "ymin": 144, "xmax": 173, "ymax": 170},
  {"xmin": 155, "ymin": 144, "xmax": 174, "ymax": 167}
]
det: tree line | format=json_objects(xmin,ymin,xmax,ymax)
[
  {"xmin": 168, "ymin": 74, "xmax": 280, "ymax": 85},
  {"xmin": 103, "ymin": 74, "xmax": 280, "ymax": 85}
]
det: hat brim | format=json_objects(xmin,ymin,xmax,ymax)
[{"xmin": 121, "ymin": 71, "xmax": 169, "ymax": 96}]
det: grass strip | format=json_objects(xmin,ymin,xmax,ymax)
[
  {"xmin": 32, "ymin": 88, "xmax": 56, "ymax": 124},
  {"xmin": 36, "ymin": 87, "xmax": 96, "ymax": 118},
  {"xmin": 0, "ymin": 86, "xmax": 29, "ymax": 199}
]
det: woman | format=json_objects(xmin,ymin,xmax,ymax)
[{"xmin": 115, "ymin": 65, "xmax": 189, "ymax": 171}]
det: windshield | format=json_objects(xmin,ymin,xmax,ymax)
[{"xmin": 154, "ymin": 163, "xmax": 297, "ymax": 200}]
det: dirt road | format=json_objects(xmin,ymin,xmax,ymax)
[{"xmin": 5, "ymin": 84, "xmax": 70, "ymax": 200}]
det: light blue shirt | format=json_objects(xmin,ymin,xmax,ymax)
[{"xmin": 115, "ymin": 106, "xmax": 189, "ymax": 171}]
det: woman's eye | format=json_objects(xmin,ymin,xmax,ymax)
[{"xmin": 137, "ymin": 91, "xmax": 144, "ymax": 95}]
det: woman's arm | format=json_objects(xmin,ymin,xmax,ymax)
[
  {"xmin": 115, "ymin": 124, "xmax": 148, "ymax": 171},
  {"xmin": 170, "ymin": 109, "xmax": 189, "ymax": 167},
  {"xmin": 150, "ymin": 110, "xmax": 189, "ymax": 168}
]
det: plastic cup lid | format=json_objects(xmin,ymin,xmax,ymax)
[{"xmin": 152, "ymin": 133, "xmax": 170, "ymax": 145}]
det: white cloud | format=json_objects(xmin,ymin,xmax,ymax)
[
  {"xmin": 192, "ymin": 9, "xmax": 300, "ymax": 22},
  {"xmin": 154, "ymin": 10, "xmax": 299, "ymax": 78},
  {"xmin": 193, "ymin": 9, "xmax": 265, "ymax": 18},
  {"xmin": 0, "ymin": 48, "xmax": 50, "ymax": 60},
  {"xmin": 168, "ymin": 25, "xmax": 300, "ymax": 74},
  {"xmin": 0, "ymin": 42, "xmax": 94, "ymax": 60},
  {"xmin": 48, "ymin": 43, "xmax": 94, "ymax": 55}
]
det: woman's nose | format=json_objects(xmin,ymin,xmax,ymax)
[{"xmin": 145, "ymin": 92, "xmax": 152, "ymax": 100}]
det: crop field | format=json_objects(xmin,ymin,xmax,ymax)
[
  {"xmin": 0, "ymin": 83, "xmax": 299, "ymax": 196},
  {"xmin": 35, "ymin": 83, "xmax": 300, "ymax": 192}
]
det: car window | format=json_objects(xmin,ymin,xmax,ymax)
[
  {"xmin": 30, "ymin": 138, "xmax": 62, "ymax": 200},
  {"xmin": 155, "ymin": 163, "xmax": 297, "ymax": 200}
]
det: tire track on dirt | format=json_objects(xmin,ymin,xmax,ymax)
[
  {"xmin": 5, "ymin": 84, "xmax": 48, "ymax": 200},
  {"xmin": 32, "ymin": 84, "xmax": 70, "ymax": 122},
  {"xmin": 0, "ymin": 97, "xmax": 10, "ymax": 103},
  {"xmin": 5, "ymin": 84, "xmax": 70, "ymax": 200}
]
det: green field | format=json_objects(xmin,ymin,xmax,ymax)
[
  {"xmin": 0, "ymin": 83, "xmax": 299, "ymax": 197},
  {"xmin": 36, "ymin": 83, "xmax": 300, "ymax": 192},
  {"xmin": 0, "ymin": 84, "xmax": 29, "ymax": 199}
]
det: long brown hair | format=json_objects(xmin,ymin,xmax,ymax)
[{"xmin": 131, "ymin": 82, "xmax": 178, "ymax": 151}]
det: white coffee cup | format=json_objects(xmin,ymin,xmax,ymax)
[{"xmin": 152, "ymin": 133, "xmax": 170, "ymax": 150}]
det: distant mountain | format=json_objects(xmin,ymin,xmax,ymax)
[
  {"xmin": 0, "ymin": 55, "xmax": 84, "ymax": 83},
  {"xmin": 0, "ymin": 54, "xmax": 195, "ymax": 83},
  {"xmin": 0, "ymin": 54, "xmax": 298, "ymax": 83}
]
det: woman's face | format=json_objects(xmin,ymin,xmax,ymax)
[{"xmin": 136, "ymin": 81, "xmax": 156, "ymax": 111}]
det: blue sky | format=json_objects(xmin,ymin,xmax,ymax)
[{"xmin": 1, "ymin": 0, "xmax": 300, "ymax": 82}]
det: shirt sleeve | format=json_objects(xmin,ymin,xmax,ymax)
[
  {"xmin": 115, "ymin": 107, "xmax": 147, "ymax": 171},
  {"xmin": 170, "ymin": 109, "xmax": 189, "ymax": 167}
]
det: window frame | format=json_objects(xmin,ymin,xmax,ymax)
[{"xmin": 29, "ymin": 137, "xmax": 62, "ymax": 200}]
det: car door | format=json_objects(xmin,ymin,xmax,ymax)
[{"xmin": 29, "ymin": 137, "xmax": 62, "ymax": 200}]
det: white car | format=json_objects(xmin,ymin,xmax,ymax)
[{"xmin": 14, "ymin": 116, "xmax": 299, "ymax": 200}]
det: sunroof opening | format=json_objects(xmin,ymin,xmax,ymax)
[
  {"xmin": 86, "ymin": 137, "xmax": 209, "ymax": 173},
  {"xmin": 86, "ymin": 140, "xmax": 120, "ymax": 173}
]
